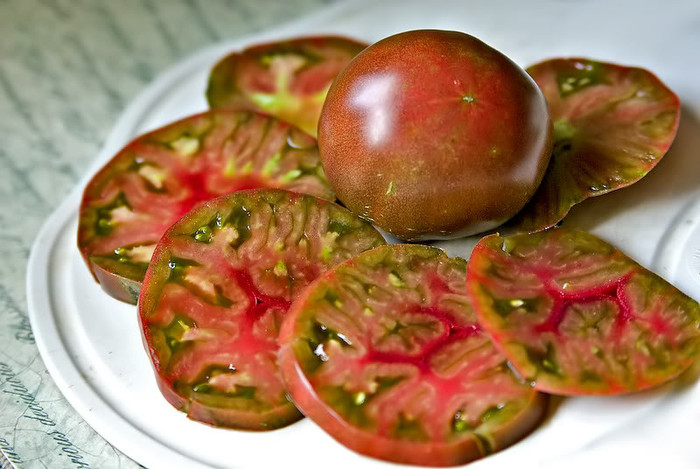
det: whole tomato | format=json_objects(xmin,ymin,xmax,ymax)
[{"xmin": 319, "ymin": 30, "xmax": 553, "ymax": 240}]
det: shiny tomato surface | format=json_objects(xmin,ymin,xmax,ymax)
[{"xmin": 319, "ymin": 30, "xmax": 552, "ymax": 240}]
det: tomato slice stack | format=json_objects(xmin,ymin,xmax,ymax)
[
  {"xmin": 138, "ymin": 189, "xmax": 385, "ymax": 430},
  {"xmin": 467, "ymin": 228, "xmax": 700, "ymax": 395},
  {"xmin": 207, "ymin": 36, "xmax": 367, "ymax": 137},
  {"xmin": 279, "ymin": 244, "xmax": 546, "ymax": 466},
  {"xmin": 78, "ymin": 110, "xmax": 333, "ymax": 304}
]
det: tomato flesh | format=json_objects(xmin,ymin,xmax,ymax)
[
  {"xmin": 279, "ymin": 244, "xmax": 546, "ymax": 465},
  {"xmin": 467, "ymin": 228, "xmax": 700, "ymax": 395},
  {"xmin": 78, "ymin": 110, "xmax": 333, "ymax": 304},
  {"xmin": 506, "ymin": 58, "xmax": 681, "ymax": 233},
  {"xmin": 138, "ymin": 189, "xmax": 385, "ymax": 429},
  {"xmin": 207, "ymin": 36, "xmax": 367, "ymax": 137}
]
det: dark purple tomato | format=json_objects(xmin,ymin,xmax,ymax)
[
  {"xmin": 467, "ymin": 228, "xmax": 700, "ymax": 395},
  {"xmin": 138, "ymin": 189, "xmax": 385, "ymax": 430},
  {"xmin": 506, "ymin": 58, "xmax": 681, "ymax": 233},
  {"xmin": 78, "ymin": 110, "xmax": 333, "ymax": 304},
  {"xmin": 279, "ymin": 244, "xmax": 546, "ymax": 465},
  {"xmin": 207, "ymin": 36, "xmax": 367, "ymax": 137},
  {"xmin": 318, "ymin": 30, "xmax": 552, "ymax": 240}
]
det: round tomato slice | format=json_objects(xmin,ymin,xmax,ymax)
[
  {"xmin": 138, "ymin": 189, "xmax": 385, "ymax": 430},
  {"xmin": 279, "ymin": 244, "xmax": 546, "ymax": 466},
  {"xmin": 506, "ymin": 58, "xmax": 681, "ymax": 233},
  {"xmin": 467, "ymin": 228, "xmax": 700, "ymax": 395},
  {"xmin": 207, "ymin": 36, "xmax": 367, "ymax": 137},
  {"xmin": 78, "ymin": 110, "xmax": 334, "ymax": 304}
]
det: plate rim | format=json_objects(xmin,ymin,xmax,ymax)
[
  {"xmin": 24, "ymin": 0, "xmax": 700, "ymax": 467},
  {"xmin": 25, "ymin": 1, "xmax": 372, "ymax": 467}
]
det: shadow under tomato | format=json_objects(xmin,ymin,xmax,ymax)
[
  {"xmin": 563, "ymin": 105, "xmax": 700, "ymax": 231},
  {"xmin": 539, "ymin": 393, "xmax": 566, "ymax": 426},
  {"xmin": 669, "ymin": 352, "xmax": 700, "ymax": 392}
]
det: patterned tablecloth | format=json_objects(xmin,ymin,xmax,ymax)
[{"xmin": 0, "ymin": 1, "xmax": 337, "ymax": 467}]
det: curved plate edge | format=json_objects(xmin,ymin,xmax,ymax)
[{"xmin": 25, "ymin": 1, "xmax": 372, "ymax": 467}]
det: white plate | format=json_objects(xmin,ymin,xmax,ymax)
[{"xmin": 27, "ymin": 0, "xmax": 700, "ymax": 468}]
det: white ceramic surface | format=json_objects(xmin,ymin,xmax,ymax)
[{"xmin": 27, "ymin": 0, "xmax": 700, "ymax": 468}]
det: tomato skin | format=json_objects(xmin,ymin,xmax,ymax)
[
  {"xmin": 279, "ymin": 244, "xmax": 547, "ymax": 466},
  {"xmin": 91, "ymin": 261, "xmax": 142, "ymax": 304},
  {"xmin": 319, "ymin": 30, "xmax": 552, "ymax": 240},
  {"xmin": 149, "ymin": 370, "xmax": 303, "ymax": 430}
]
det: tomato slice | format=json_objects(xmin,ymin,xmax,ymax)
[
  {"xmin": 78, "ymin": 110, "xmax": 334, "ymax": 304},
  {"xmin": 138, "ymin": 189, "xmax": 385, "ymax": 430},
  {"xmin": 279, "ymin": 244, "xmax": 546, "ymax": 466},
  {"xmin": 467, "ymin": 228, "xmax": 700, "ymax": 395},
  {"xmin": 506, "ymin": 58, "xmax": 680, "ymax": 233},
  {"xmin": 207, "ymin": 36, "xmax": 367, "ymax": 137}
]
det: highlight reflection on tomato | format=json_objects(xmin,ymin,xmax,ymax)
[{"xmin": 319, "ymin": 30, "xmax": 553, "ymax": 240}]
